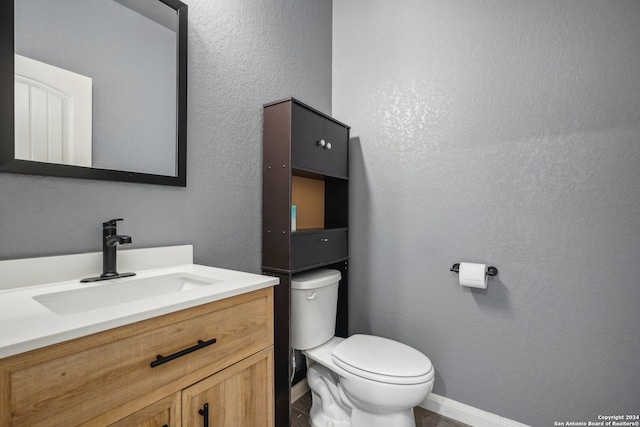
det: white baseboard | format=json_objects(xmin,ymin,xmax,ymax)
[
  {"xmin": 420, "ymin": 393, "xmax": 530, "ymax": 427},
  {"xmin": 291, "ymin": 379, "xmax": 310, "ymax": 403}
]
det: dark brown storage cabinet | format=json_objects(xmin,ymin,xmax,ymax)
[{"xmin": 262, "ymin": 98, "xmax": 350, "ymax": 427}]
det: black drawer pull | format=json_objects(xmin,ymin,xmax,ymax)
[
  {"xmin": 150, "ymin": 338, "xmax": 217, "ymax": 367},
  {"xmin": 199, "ymin": 403, "xmax": 209, "ymax": 427}
]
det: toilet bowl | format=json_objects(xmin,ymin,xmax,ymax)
[{"xmin": 291, "ymin": 269, "xmax": 434, "ymax": 427}]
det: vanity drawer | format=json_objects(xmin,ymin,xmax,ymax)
[
  {"xmin": 0, "ymin": 288, "xmax": 273, "ymax": 427},
  {"xmin": 291, "ymin": 228, "xmax": 348, "ymax": 270}
]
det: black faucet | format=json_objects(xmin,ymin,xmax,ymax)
[{"xmin": 81, "ymin": 218, "xmax": 136, "ymax": 283}]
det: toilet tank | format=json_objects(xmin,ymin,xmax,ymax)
[{"xmin": 291, "ymin": 269, "xmax": 341, "ymax": 350}]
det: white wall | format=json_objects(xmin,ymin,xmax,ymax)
[
  {"xmin": 333, "ymin": 0, "xmax": 640, "ymax": 424},
  {"xmin": 0, "ymin": 0, "xmax": 333, "ymax": 274}
]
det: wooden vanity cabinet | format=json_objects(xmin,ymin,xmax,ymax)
[{"xmin": 0, "ymin": 287, "xmax": 274, "ymax": 427}]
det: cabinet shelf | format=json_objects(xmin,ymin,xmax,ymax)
[
  {"xmin": 293, "ymin": 167, "xmax": 349, "ymax": 181},
  {"xmin": 292, "ymin": 226, "xmax": 348, "ymax": 234},
  {"xmin": 292, "ymin": 175, "xmax": 348, "ymax": 231}
]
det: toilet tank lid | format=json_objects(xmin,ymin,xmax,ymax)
[
  {"xmin": 291, "ymin": 269, "xmax": 341, "ymax": 290},
  {"xmin": 332, "ymin": 334, "xmax": 433, "ymax": 381}
]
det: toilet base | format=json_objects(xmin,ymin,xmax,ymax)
[
  {"xmin": 350, "ymin": 407, "xmax": 416, "ymax": 427},
  {"xmin": 307, "ymin": 363, "xmax": 350, "ymax": 427},
  {"xmin": 306, "ymin": 358, "xmax": 421, "ymax": 427},
  {"xmin": 309, "ymin": 402, "xmax": 350, "ymax": 427}
]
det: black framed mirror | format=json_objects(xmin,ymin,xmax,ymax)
[{"xmin": 0, "ymin": 0, "xmax": 187, "ymax": 186}]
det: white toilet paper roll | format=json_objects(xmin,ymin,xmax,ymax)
[{"xmin": 459, "ymin": 262, "xmax": 488, "ymax": 289}]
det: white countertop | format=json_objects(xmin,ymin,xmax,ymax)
[{"xmin": 0, "ymin": 246, "xmax": 278, "ymax": 359}]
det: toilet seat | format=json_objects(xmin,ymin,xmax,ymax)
[{"xmin": 332, "ymin": 334, "xmax": 434, "ymax": 385}]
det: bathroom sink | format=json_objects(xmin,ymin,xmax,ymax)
[{"xmin": 33, "ymin": 273, "xmax": 222, "ymax": 316}]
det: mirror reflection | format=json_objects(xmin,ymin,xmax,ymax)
[{"xmin": 6, "ymin": 0, "xmax": 187, "ymax": 184}]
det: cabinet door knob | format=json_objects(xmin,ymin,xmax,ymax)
[
  {"xmin": 319, "ymin": 238, "xmax": 329, "ymax": 242},
  {"xmin": 326, "ymin": 142, "xmax": 332, "ymax": 150},
  {"xmin": 318, "ymin": 139, "xmax": 326, "ymax": 147}
]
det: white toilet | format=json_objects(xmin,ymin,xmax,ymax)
[{"xmin": 291, "ymin": 269, "xmax": 434, "ymax": 427}]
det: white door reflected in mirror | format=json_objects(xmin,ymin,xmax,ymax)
[{"xmin": 14, "ymin": 54, "xmax": 92, "ymax": 167}]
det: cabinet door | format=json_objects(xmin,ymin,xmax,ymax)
[
  {"xmin": 109, "ymin": 393, "xmax": 179, "ymax": 427},
  {"xmin": 291, "ymin": 102, "xmax": 349, "ymax": 178},
  {"xmin": 320, "ymin": 118, "xmax": 348, "ymax": 178},
  {"xmin": 291, "ymin": 101, "xmax": 324, "ymax": 173},
  {"xmin": 182, "ymin": 347, "xmax": 273, "ymax": 427}
]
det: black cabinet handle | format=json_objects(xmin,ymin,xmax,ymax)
[
  {"xmin": 150, "ymin": 338, "xmax": 217, "ymax": 368},
  {"xmin": 199, "ymin": 403, "xmax": 209, "ymax": 427}
]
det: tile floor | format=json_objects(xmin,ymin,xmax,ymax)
[{"xmin": 291, "ymin": 391, "xmax": 471, "ymax": 427}]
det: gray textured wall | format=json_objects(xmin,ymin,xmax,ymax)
[
  {"xmin": 333, "ymin": 0, "xmax": 640, "ymax": 425},
  {"xmin": 1, "ymin": 0, "xmax": 333, "ymax": 273}
]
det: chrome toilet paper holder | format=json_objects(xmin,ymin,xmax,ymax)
[{"xmin": 450, "ymin": 263, "xmax": 498, "ymax": 277}]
